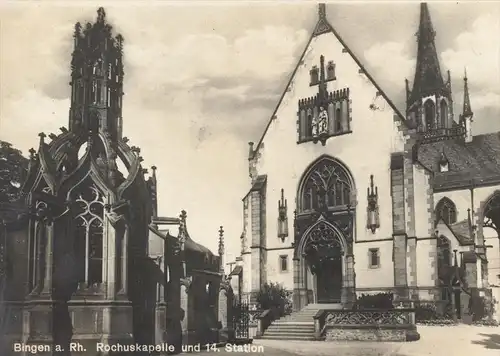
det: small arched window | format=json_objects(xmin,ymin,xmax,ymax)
[
  {"xmin": 440, "ymin": 100, "xmax": 448, "ymax": 128},
  {"xmin": 435, "ymin": 197, "xmax": 457, "ymax": 225},
  {"xmin": 424, "ymin": 100, "xmax": 436, "ymax": 130}
]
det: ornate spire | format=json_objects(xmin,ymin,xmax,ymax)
[
  {"xmin": 313, "ymin": 3, "xmax": 332, "ymax": 37},
  {"xmin": 69, "ymin": 7, "xmax": 125, "ymax": 140},
  {"xmin": 462, "ymin": 68, "xmax": 473, "ymax": 119},
  {"xmin": 218, "ymin": 226, "xmax": 224, "ymax": 256},
  {"xmin": 410, "ymin": 3, "xmax": 445, "ymax": 101},
  {"xmin": 218, "ymin": 226, "xmax": 225, "ymax": 274}
]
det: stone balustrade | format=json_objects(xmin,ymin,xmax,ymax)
[{"xmin": 314, "ymin": 308, "xmax": 420, "ymax": 342}]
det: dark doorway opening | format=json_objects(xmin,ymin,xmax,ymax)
[{"xmin": 312, "ymin": 256, "xmax": 342, "ymax": 303}]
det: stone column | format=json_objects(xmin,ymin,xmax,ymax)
[
  {"xmin": 393, "ymin": 234, "xmax": 409, "ymax": 300},
  {"xmin": 299, "ymin": 257, "xmax": 308, "ymax": 308},
  {"xmin": 341, "ymin": 254, "xmax": 356, "ymax": 307},
  {"xmin": 40, "ymin": 223, "xmax": 54, "ymax": 295},
  {"xmin": 292, "ymin": 258, "xmax": 300, "ymax": 311}
]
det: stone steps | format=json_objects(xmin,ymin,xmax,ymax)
[
  {"xmin": 260, "ymin": 303, "xmax": 344, "ymax": 340},
  {"xmin": 260, "ymin": 304, "xmax": 342, "ymax": 340}
]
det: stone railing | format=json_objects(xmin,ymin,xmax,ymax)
[
  {"xmin": 255, "ymin": 309, "xmax": 277, "ymax": 339},
  {"xmin": 417, "ymin": 126, "xmax": 465, "ymax": 143},
  {"xmin": 314, "ymin": 308, "xmax": 419, "ymax": 342}
]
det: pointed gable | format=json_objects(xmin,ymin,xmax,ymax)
[{"xmin": 250, "ymin": 3, "xmax": 407, "ymax": 159}]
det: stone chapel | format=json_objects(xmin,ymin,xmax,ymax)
[
  {"xmin": 231, "ymin": 3, "xmax": 500, "ymax": 318},
  {"xmin": 0, "ymin": 8, "xmax": 233, "ymax": 356}
]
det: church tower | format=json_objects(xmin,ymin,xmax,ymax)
[
  {"xmin": 69, "ymin": 8, "xmax": 124, "ymax": 140},
  {"xmin": 405, "ymin": 3, "xmax": 455, "ymax": 134}
]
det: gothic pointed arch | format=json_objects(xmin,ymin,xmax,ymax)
[
  {"xmin": 297, "ymin": 155, "xmax": 355, "ymax": 213},
  {"xmin": 482, "ymin": 191, "xmax": 500, "ymax": 236},
  {"xmin": 435, "ymin": 197, "xmax": 457, "ymax": 225},
  {"xmin": 70, "ymin": 179, "xmax": 105, "ymax": 288},
  {"xmin": 298, "ymin": 218, "xmax": 347, "ymax": 259}
]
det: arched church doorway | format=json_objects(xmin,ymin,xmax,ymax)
[
  {"xmin": 303, "ymin": 221, "xmax": 344, "ymax": 303},
  {"xmin": 293, "ymin": 155, "xmax": 356, "ymax": 309}
]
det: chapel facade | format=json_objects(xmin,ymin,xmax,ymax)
[
  {"xmin": 0, "ymin": 8, "xmax": 234, "ymax": 356},
  {"xmin": 231, "ymin": 3, "xmax": 500, "ymax": 318}
]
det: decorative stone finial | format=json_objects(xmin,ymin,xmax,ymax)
[
  {"xmin": 29, "ymin": 148, "xmax": 36, "ymax": 158},
  {"xmin": 38, "ymin": 132, "xmax": 46, "ymax": 143},
  {"xmin": 318, "ymin": 3, "xmax": 326, "ymax": 20}
]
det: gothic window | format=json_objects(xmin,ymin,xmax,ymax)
[
  {"xmin": 29, "ymin": 217, "xmax": 45, "ymax": 292},
  {"xmin": 368, "ymin": 248, "xmax": 380, "ymax": 268},
  {"xmin": 310, "ymin": 66, "xmax": 319, "ymax": 86},
  {"xmin": 335, "ymin": 107, "xmax": 342, "ymax": 132},
  {"xmin": 279, "ymin": 255, "xmax": 288, "ymax": 272},
  {"xmin": 327, "ymin": 61, "xmax": 336, "ymax": 81},
  {"xmin": 306, "ymin": 113, "xmax": 313, "ymax": 138},
  {"xmin": 424, "ymin": 100, "xmax": 436, "ymax": 130},
  {"xmin": 435, "ymin": 197, "xmax": 457, "ymax": 225},
  {"xmin": 73, "ymin": 185, "xmax": 104, "ymax": 287},
  {"xmin": 299, "ymin": 157, "xmax": 353, "ymax": 213},
  {"xmin": 440, "ymin": 100, "xmax": 448, "ymax": 129}
]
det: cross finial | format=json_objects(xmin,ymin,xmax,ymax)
[
  {"xmin": 219, "ymin": 226, "xmax": 224, "ymax": 238},
  {"xmin": 318, "ymin": 3, "xmax": 326, "ymax": 20}
]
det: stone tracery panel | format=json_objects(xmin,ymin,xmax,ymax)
[
  {"xmin": 435, "ymin": 197, "xmax": 457, "ymax": 225},
  {"xmin": 303, "ymin": 221, "xmax": 343, "ymax": 272},
  {"xmin": 299, "ymin": 157, "xmax": 353, "ymax": 213},
  {"xmin": 73, "ymin": 185, "xmax": 104, "ymax": 287}
]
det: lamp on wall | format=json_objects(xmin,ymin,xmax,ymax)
[
  {"xmin": 366, "ymin": 175, "xmax": 380, "ymax": 234},
  {"xmin": 277, "ymin": 189, "xmax": 289, "ymax": 241}
]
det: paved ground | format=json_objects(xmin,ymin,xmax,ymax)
[{"xmin": 180, "ymin": 325, "xmax": 500, "ymax": 356}]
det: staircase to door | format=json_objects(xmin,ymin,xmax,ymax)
[{"xmin": 259, "ymin": 303, "xmax": 342, "ymax": 340}]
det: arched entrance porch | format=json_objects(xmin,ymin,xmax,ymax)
[
  {"xmin": 292, "ymin": 155, "xmax": 357, "ymax": 311},
  {"xmin": 293, "ymin": 218, "xmax": 355, "ymax": 310}
]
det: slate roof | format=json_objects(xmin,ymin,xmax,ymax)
[
  {"xmin": 448, "ymin": 219, "xmax": 474, "ymax": 246},
  {"xmin": 415, "ymin": 132, "xmax": 500, "ymax": 191},
  {"xmin": 436, "ymin": 218, "xmax": 474, "ymax": 246}
]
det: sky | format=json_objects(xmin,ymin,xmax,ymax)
[{"xmin": 0, "ymin": 0, "xmax": 499, "ymax": 269}]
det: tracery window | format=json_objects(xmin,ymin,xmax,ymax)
[
  {"xmin": 435, "ymin": 197, "xmax": 457, "ymax": 225},
  {"xmin": 299, "ymin": 157, "xmax": 353, "ymax": 213},
  {"xmin": 74, "ymin": 185, "xmax": 104, "ymax": 287}
]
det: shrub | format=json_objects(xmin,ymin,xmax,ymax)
[
  {"xmin": 256, "ymin": 282, "xmax": 292, "ymax": 317},
  {"xmin": 354, "ymin": 292, "xmax": 394, "ymax": 310},
  {"xmin": 414, "ymin": 302, "xmax": 456, "ymax": 325}
]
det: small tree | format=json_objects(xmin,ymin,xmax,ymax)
[
  {"xmin": 256, "ymin": 282, "xmax": 292, "ymax": 317},
  {"xmin": 0, "ymin": 140, "xmax": 28, "ymax": 203}
]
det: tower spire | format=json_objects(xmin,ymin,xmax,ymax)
[
  {"xmin": 462, "ymin": 68, "xmax": 473, "ymax": 119},
  {"xmin": 410, "ymin": 3, "xmax": 445, "ymax": 101}
]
